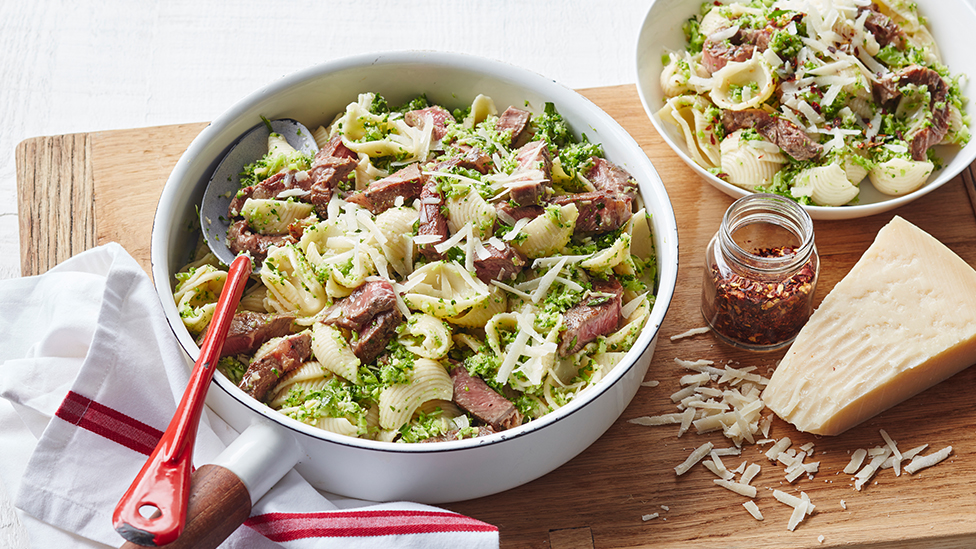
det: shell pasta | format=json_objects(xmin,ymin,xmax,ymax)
[
  {"xmin": 174, "ymin": 92, "xmax": 658, "ymax": 443},
  {"xmin": 659, "ymin": 0, "xmax": 969, "ymax": 206}
]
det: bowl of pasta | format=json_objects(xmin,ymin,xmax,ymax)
[
  {"xmin": 636, "ymin": 0, "xmax": 976, "ymax": 220},
  {"xmin": 151, "ymin": 51, "xmax": 678, "ymax": 504}
]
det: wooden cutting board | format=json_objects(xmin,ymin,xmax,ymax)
[{"xmin": 16, "ymin": 85, "xmax": 976, "ymax": 549}]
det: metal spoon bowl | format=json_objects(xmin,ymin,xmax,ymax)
[{"xmin": 199, "ymin": 119, "xmax": 319, "ymax": 270}]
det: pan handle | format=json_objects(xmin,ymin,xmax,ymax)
[
  {"xmin": 119, "ymin": 421, "xmax": 302, "ymax": 549},
  {"xmin": 119, "ymin": 464, "xmax": 251, "ymax": 549}
]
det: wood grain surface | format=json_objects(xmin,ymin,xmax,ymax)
[{"xmin": 15, "ymin": 85, "xmax": 976, "ymax": 549}]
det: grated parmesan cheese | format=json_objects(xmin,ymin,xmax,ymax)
[
  {"xmin": 904, "ymin": 446, "xmax": 953, "ymax": 475},
  {"xmin": 714, "ymin": 478, "xmax": 757, "ymax": 498},
  {"xmin": 670, "ymin": 326, "xmax": 711, "ymax": 341},
  {"xmin": 628, "ymin": 414, "xmax": 684, "ymax": 426},
  {"xmin": 743, "ymin": 500, "xmax": 764, "ymax": 520},
  {"xmin": 675, "ymin": 442, "xmax": 714, "ymax": 476},
  {"xmin": 741, "ymin": 463, "xmax": 761, "ymax": 485}
]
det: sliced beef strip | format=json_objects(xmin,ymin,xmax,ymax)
[
  {"xmin": 860, "ymin": 6, "xmax": 906, "ymax": 49},
  {"xmin": 417, "ymin": 176, "xmax": 449, "ymax": 261},
  {"xmin": 429, "ymin": 145, "xmax": 494, "ymax": 175},
  {"xmin": 351, "ymin": 308, "xmax": 402, "ymax": 365},
  {"xmin": 496, "ymin": 106, "xmax": 533, "ymax": 148},
  {"xmin": 584, "ymin": 157, "xmax": 639, "ymax": 200},
  {"xmin": 874, "ymin": 77, "xmax": 901, "ymax": 105},
  {"xmin": 450, "ymin": 367, "xmax": 523, "ymax": 431},
  {"xmin": 702, "ymin": 26, "xmax": 773, "ymax": 74},
  {"xmin": 239, "ymin": 332, "xmax": 312, "ymax": 402},
  {"xmin": 322, "ymin": 279, "xmax": 398, "ymax": 331},
  {"xmin": 873, "ymin": 65, "xmax": 950, "ymax": 161},
  {"xmin": 495, "ymin": 202, "xmax": 544, "ymax": 225},
  {"xmin": 473, "ymin": 241, "xmax": 527, "ymax": 284},
  {"xmin": 345, "ymin": 164, "xmax": 424, "ymax": 214},
  {"xmin": 227, "ymin": 219, "xmax": 296, "ymax": 263},
  {"xmin": 558, "ymin": 276, "xmax": 624, "ymax": 356},
  {"xmin": 307, "ymin": 147, "xmax": 358, "ymax": 215},
  {"xmin": 419, "ymin": 425, "xmax": 495, "ymax": 443},
  {"xmin": 550, "ymin": 191, "xmax": 633, "ymax": 236},
  {"xmin": 454, "ymin": 145, "xmax": 494, "ymax": 174},
  {"xmin": 320, "ymin": 279, "xmax": 402, "ymax": 365},
  {"xmin": 229, "ymin": 135, "xmax": 356, "ymax": 219},
  {"xmin": 508, "ymin": 140, "xmax": 553, "ymax": 207},
  {"xmin": 722, "ymin": 109, "xmax": 823, "ymax": 161},
  {"xmin": 318, "ymin": 133, "xmax": 358, "ymax": 161},
  {"xmin": 287, "ymin": 216, "xmax": 317, "ymax": 241},
  {"xmin": 404, "ymin": 106, "xmax": 454, "ymax": 141},
  {"xmin": 219, "ymin": 311, "xmax": 296, "ymax": 358}
]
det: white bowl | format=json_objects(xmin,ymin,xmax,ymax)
[
  {"xmin": 151, "ymin": 51, "xmax": 679, "ymax": 503},
  {"xmin": 635, "ymin": 0, "xmax": 976, "ymax": 220}
]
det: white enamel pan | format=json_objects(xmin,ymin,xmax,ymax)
[{"xmin": 147, "ymin": 51, "xmax": 679, "ymax": 548}]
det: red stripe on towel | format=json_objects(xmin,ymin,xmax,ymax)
[
  {"xmin": 245, "ymin": 510, "xmax": 498, "ymax": 541},
  {"xmin": 52, "ymin": 391, "xmax": 496, "ymax": 542},
  {"xmin": 54, "ymin": 391, "xmax": 162, "ymax": 456}
]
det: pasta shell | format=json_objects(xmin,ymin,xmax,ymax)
[
  {"xmin": 311, "ymin": 323, "xmax": 361, "ymax": 383},
  {"xmin": 378, "ymin": 358, "xmax": 453, "ymax": 431},
  {"xmin": 402, "ymin": 261, "xmax": 490, "ymax": 318},
  {"xmin": 447, "ymin": 284, "xmax": 507, "ymax": 327},
  {"xmin": 791, "ymin": 164, "xmax": 860, "ymax": 206},
  {"xmin": 512, "ymin": 204, "xmax": 578, "ymax": 259},
  {"xmin": 446, "ymin": 187, "xmax": 496, "ymax": 240},
  {"xmin": 267, "ymin": 361, "xmax": 332, "ymax": 409},
  {"xmin": 240, "ymin": 198, "xmax": 315, "ymax": 235},
  {"xmin": 173, "ymin": 264, "xmax": 227, "ymax": 334},
  {"xmin": 658, "ymin": 95, "xmax": 721, "ymax": 168},
  {"xmin": 400, "ymin": 313, "xmax": 454, "ymax": 360},
  {"xmin": 262, "ymin": 245, "xmax": 329, "ymax": 317},
  {"xmin": 869, "ymin": 157, "xmax": 933, "ymax": 196},
  {"xmin": 463, "ymin": 94, "xmax": 498, "ymax": 128},
  {"xmin": 709, "ymin": 51, "xmax": 776, "ymax": 111},
  {"xmin": 720, "ymin": 130, "xmax": 785, "ymax": 189}
]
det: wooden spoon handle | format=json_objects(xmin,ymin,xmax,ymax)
[{"xmin": 119, "ymin": 464, "xmax": 251, "ymax": 549}]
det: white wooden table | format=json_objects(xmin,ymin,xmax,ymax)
[{"xmin": 0, "ymin": 1, "xmax": 647, "ymax": 546}]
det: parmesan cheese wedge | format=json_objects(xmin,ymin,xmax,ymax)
[{"xmin": 763, "ymin": 216, "xmax": 976, "ymax": 436}]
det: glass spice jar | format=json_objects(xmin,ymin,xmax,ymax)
[{"xmin": 700, "ymin": 193, "xmax": 819, "ymax": 351}]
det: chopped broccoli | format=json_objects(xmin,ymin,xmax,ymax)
[
  {"xmin": 533, "ymin": 102, "xmax": 573, "ymax": 150},
  {"xmin": 683, "ymin": 17, "xmax": 706, "ymax": 54},
  {"xmin": 558, "ymin": 137, "xmax": 604, "ymax": 180},
  {"xmin": 770, "ymin": 30, "xmax": 803, "ymax": 60},
  {"xmin": 217, "ymin": 356, "xmax": 248, "ymax": 386},
  {"xmin": 239, "ymin": 132, "xmax": 313, "ymax": 188}
]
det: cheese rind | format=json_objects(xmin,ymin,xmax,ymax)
[{"xmin": 762, "ymin": 216, "xmax": 976, "ymax": 436}]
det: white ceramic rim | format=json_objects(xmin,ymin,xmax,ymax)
[
  {"xmin": 151, "ymin": 51, "xmax": 680, "ymax": 456},
  {"xmin": 635, "ymin": 0, "xmax": 976, "ymax": 221}
]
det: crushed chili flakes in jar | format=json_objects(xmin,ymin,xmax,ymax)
[{"xmin": 701, "ymin": 194, "xmax": 819, "ymax": 351}]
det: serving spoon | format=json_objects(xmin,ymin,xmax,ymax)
[
  {"xmin": 113, "ymin": 253, "xmax": 252, "ymax": 546},
  {"xmin": 113, "ymin": 118, "xmax": 319, "ymax": 547},
  {"xmin": 199, "ymin": 118, "xmax": 319, "ymax": 271}
]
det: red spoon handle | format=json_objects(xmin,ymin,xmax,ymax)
[{"xmin": 113, "ymin": 254, "xmax": 251, "ymax": 546}]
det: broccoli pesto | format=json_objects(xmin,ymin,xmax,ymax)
[{"xmin": 174, "ymin": 89, "xmax": 658, "ymax": 444}]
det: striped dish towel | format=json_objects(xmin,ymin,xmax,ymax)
[{"xmin": 0, "ymin": 243, "xmax": 498, "ymax": 549}]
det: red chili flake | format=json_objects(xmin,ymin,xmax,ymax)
[{"xmin": 702, "ymin": 246, "xmax": 817, "ymax": 348}]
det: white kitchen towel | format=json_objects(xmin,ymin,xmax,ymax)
[{"xmin": 0, "ymin": 243, "xmax": 498, "ymax": 549}]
